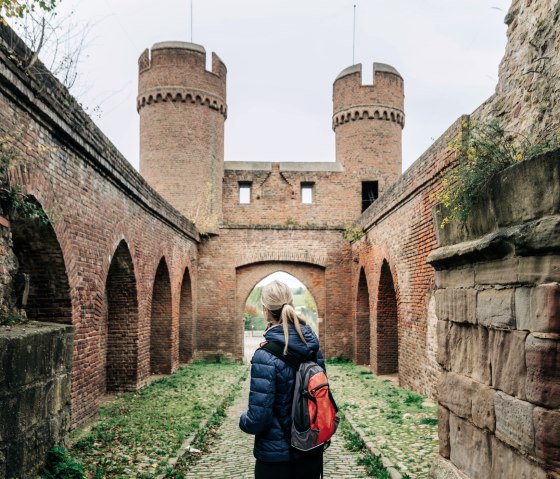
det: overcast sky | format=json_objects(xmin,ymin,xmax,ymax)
[{"xmin": 27, "ymin": 0, "xmax": 510, "ymax": 172}]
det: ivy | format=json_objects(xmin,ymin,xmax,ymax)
[{"xmin": 432, "ymin": 120, "xmax": 560, "ymax": 228}]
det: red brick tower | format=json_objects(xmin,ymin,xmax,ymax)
[
  {"xmin": 138, "ymin": 42, "xmax": 227, "ymax": 231},
  {"xmin": 332, "ymin": 63, "xmax": 404, "ymax": 214}
]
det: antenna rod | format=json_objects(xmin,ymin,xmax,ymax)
[
  {"xmin": 352, "ymin": 4, "xmax": 356, "ymax": 65},
  {"xmin": 190, "ymin": 0, "xmax": 193, "ymax": 42}
]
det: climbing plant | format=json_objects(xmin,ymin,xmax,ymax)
[{"xmin": 433, "ymin": 119, "xmax": 560, "ymax": 228}]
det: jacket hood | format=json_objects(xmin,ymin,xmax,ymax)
[{"xmin": 264, "ymin": 323, "xmax": 319, "ymax": 358}]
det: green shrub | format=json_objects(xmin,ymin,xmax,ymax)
[
  {"xmin": 433, "ymin": 120, "xmax": 560, "ymax": 227},
  {"xmin": 41, "ymin": 445, "xmax": 86, "ymax": 479}
]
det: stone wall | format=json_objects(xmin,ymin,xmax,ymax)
[
  {"xmin": 427, "ymin": 152, "xmax": 560, "ymax": 479},
  {"xmin": 0, "ymin": 322, "xmax": 73, "ymax": 479}
]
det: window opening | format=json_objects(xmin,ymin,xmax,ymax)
[
  {"xmin": 361, "ymin": 181, "xmax": 378, "ymax": 212},
  {"xmin": 239, "ymin": 182, "xmax": 252, "ymax": 204},
  {"xmin": 301, "ymin": 182, "xmax": 314, "ymax": 204}
]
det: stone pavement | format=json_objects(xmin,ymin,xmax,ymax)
[{"xmin": 184, "ymin": 376, "xmax": 370, "ymax": 478}]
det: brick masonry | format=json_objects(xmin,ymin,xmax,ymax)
[{"xmin": 0, "ymin": 3, "xmax": 558, "ymax": 477}]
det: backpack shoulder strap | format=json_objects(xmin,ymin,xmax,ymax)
[{"xmin": 261, "ymin": 340, "xmax": 307, "ymax": 370}]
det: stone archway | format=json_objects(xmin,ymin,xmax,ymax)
[
  {"xmin": 375, "ymin": 260, "xmax": 398, "ymax": 374},
  {"xmin": 236, "ymin": 261, "xmax": 326, "ymax": 360},
  {"xmin": 355, "ymin": 268, "xmax": 371, "ymax": 365},
  {"xmin": 179, "ymin": 267, "xmax": 193, "ymax": 363},
  {"xmin": 102, "ymin": 240, "xmax": 139, "ymax": 391},
  {"xmin": 10, "ymin": 197, "xmax": 72, "ymax": 324},
  {"xmin": 150, "ymin": 258, "xmax": 172, "ymax": 374}
]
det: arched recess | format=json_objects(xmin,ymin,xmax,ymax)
[
  {"xmin": 376, "ymin": 260, "xmax": 398, "ymax": 374},
  {"xmin": 102, "ymin": 240, "xmax": 139, "ymax": 392},
  {"xmin": 355, "ymin": 268, "xmax": 371, "ymax": 365},
  {"xmin": 236, "ymin": 261, "xmax": 326, "ymax": 359},
  {"xmin": 179, "ymin": 267, "xmax": 193, "ymax": 363},
  {"xmin": 150, "ymin": 258, "xmax": 173, "ymax": 374},
  {"xmin": 10, "ymin": 197, "xmax": 72, "ymax": 324}
]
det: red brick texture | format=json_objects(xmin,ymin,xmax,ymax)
[
  {"xmin": 376, "ymin": 260, "xmax": 399, "ymax": 375},
  {"xmin": 196, "ymin": 228, "xmax": 353, "ymax": 361},
  {"xmin": 138, "ymin": 43, "xmax": 226, "ymax": 230},
  {"xmin": 179, "ymin": 268, "xmax": 194, "ymax": 363},
  {"xmin": 0, "ymin": 27, "xmax": 199, "ymax": 426}
]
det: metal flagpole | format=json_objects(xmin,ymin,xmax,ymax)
[
  {"xmin": 353, "ymin": 4, "xmax": 356, "ymax": 65},
  {"xmin": 190, "ymin": 0, "xmax": 193, "ymax": 42}
]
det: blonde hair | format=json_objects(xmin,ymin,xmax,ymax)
[{"xmin": 261, "ymin": 280, "xmax": 307, "ymax": 355}]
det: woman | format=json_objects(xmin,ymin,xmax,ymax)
[{"xmin": 239, "ymin": 280, "xmax": 325, "ymax": 479}]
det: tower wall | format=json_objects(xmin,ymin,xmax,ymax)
[
  {"xmin": 138, "ymin": 42, "xmax": 227, "ymax": 231},
  {"xmin": 333, "ymin": 63, "xmax": 404, "ymax": 199}
]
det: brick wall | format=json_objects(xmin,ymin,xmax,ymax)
[
  {"xmin": 196, "ymin": 227, "xmax": 353, "ymax": 361},
  {"xmin": 0, "ymin": 25, "xmax": 199, "ymax": 426}
]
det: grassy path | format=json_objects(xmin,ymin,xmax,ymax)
[
  {"xmin": 328, "ymin": 363, "xmax": 438, "ymax": 478},
  {"xmin": 69, "ymin": 363, "xmax": 248, "ymax": 478}
]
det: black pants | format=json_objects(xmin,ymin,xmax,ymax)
[{"xmin": 255, "ymin": 454, "xmax": 322, "ymax": 479}]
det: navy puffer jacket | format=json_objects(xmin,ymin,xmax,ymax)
[{"xmin": 239, "ymin": 323, "xmax": 325, "ymax": 462}]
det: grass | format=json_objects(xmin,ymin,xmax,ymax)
[
  {"xmin": 328, "ymin": 363, "xmax": 438, "ymax": 478},
  {"xmin": 69, "ymin": 362, "xmax": 248, "ymax": 478}
]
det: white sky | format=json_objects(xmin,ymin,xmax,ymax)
[
  {"xmin": 257, "ymin": 272, "xmax": 304, "ymax": 289},
  {"xmin": 30, "ymin": 0, "xmax": 510, "ymax": 172}
]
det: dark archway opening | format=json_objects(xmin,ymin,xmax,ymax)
[
  {"xmin": 10, "ymin": 198, "xmax": 71, "ymax": 324},
  {"xmin": 150, "ymin": 258, "xmax": 172, "ymax": 374},
  {"xmin": 376, "ymin": 260, "xmax": 398, "ymax": 374},
  {"xmin": 179, "ymin": 267, "xmax": 193, "ymax": 363},
  {"xmin": 355, "ymin": 268, "xmax": 371, "ymax": 365},
  {"xmin": 103, "ymin": 240, "xmax": 139, "ymax": 392}
]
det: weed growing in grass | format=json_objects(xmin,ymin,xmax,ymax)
[
  {"xmin": 404, "ymin": 391, "xmax": 424, "ymax": 406},
  {"xmin": 357, "ymin": 453, "xmax": 391, "ymax": 479},
  {"xmin": 41, "ymin": 445, "xmax": 86, "ymax": 479},
  {"xmin": 326, "ymin": 354, "xmax": 351, "ymax": 364},
  {"xmin": 420, "ymin": 418, "xmax": 438, "ymax": 426}
]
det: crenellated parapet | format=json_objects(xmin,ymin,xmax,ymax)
[
  {"xmin": 332, "ymin": 104, "xmax": 404, "ymax": 129},
  {"xmin": 137, "ymin": 87, "xmax": 227, "ymax": 118},
  {"xmin": 332, "ymin": 62, "xmax": 404, "ymax": 129},
  {"xmin": 137, "ymin": 41, "xmax": 227, "ymax": 116}
]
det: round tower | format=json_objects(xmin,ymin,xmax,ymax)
[
  {"xmin": 138, "ymin": 42, "xmax": 227, "ymax": 232},
  {"xmin": 332, "ymin": 63, "xmax": 404, "ymax": 212}
]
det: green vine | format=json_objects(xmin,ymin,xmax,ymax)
[
  {"xmin": 432, "ymin": 120, "xmax": 560, "ymax": 228},
  {"xmin": 343, "ymin": 225, "xmax": 365, "ymax": 243}
]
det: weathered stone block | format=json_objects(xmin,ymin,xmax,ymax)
[
  {"xmin": 515, "ymin": 286, "xmax": 532, "ymax": 331},
  {"xmin": 435, "ymin": 268, "xmax": 475, "ymax": 289},
  {"xmin": 478, "ymin": 288, "xmax": 515, "ymax": 329},
  {"xmin": 435, "ymin": 289, "xmax": 477, "ymax": 324},
  {"xmin": 471, "ymin": 384, "xmax": 495, "ymax": 431},
  {"xmin": 491, "ymin": 436, "xmax": 547, "ymax": 479},
  {"xmin": 429, "ymin": 456, "xmax": 470, "ymax": 479},
  {"xmin": 525, "ymin": 335, "xmax": 560, "ymax": 408},
  {"xmin": 447, "ymin": 324, "xmax": 491, "ymax": 385},
  {"xmin": 437, "ymin": 320, "xmax": 450, "ymax": 369},
  {"xmin": 495, "ymin": 391, "xmax": 535, "ymax": 453},
  {"xmin": 475, "ymin": 258, "xmax": 518, "ymax": 285},
  {"xmin": 437, "ymin": 372, "xmax": 475, "ymax": 420},
  {"xmin": 518, "ymin": 255, "xmax": 560, "ymax": 284},
  {"xmin": 439, "ymin": 406, "xmax": 451, "ymax": 458},
  {"xmin": 516, "ymin": 284, "xmax": 560, "ymax": 333},
  {"xmin": 449, "ymin": 413, "xmax": 492, "ymax": 479},
  {"xmin": 534, "ymin": 407, "xmax": 560, "ymax": 469},
  {"xmin": 490, "ymin": 329, "xmax": 528, "ymax": 399}
]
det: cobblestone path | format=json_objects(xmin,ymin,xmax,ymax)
[{"xmin": 185, "ymin": 376, "xmax": 370, "ymax": 478}]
